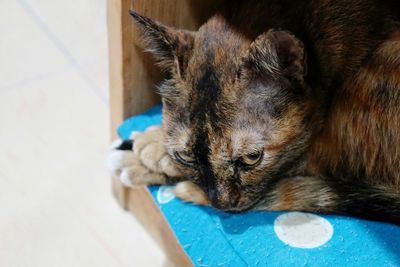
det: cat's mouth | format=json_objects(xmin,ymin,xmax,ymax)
[{"xmin": 214, "ymin": 195, "xmax": 263, "ymax": 212}]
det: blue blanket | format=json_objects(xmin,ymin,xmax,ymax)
[{"xmin": 118, "ymin": 105, "xmax": 400, "ymax": 267}]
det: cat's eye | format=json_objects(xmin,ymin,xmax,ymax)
[
  {"xmin": 240, "ymin": 151, "xmax": 263, "ymax": 166},
  {"xmin": 174, "ymin": 151, "xmax": 195, "ymax": 166}
]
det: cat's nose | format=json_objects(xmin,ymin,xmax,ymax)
[
  {"xmin": 208, "ymin": 188, "xmax": 219, "ymax": 206},
  {"xmin": 208, "ymin": 188, "xmax": 239, "ymax": 210}
]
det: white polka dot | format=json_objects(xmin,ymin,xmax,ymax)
[
  {"xmin": 274, "ymin": 212, "xmax": 333, "ymax": 249},
  {"xmin": 157, "ymin": 186, "xmax": 175, "ymax": 204}
]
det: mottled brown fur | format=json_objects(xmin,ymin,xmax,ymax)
[{"xmin": 129, "ymin": 0, "xmax": 400, "ymax": 223}]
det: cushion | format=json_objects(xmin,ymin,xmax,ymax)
[{"xmin": 118, "ymin": 105, "xmax": 400, "ymax": 266}]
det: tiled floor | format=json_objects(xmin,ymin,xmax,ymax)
[{"xmin": 0, "ymin": 0, "xmax": 165, "ymax": 266}]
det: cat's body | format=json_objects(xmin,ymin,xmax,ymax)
[{"xmin": 110, "ymin": 0, "xmax": 400, "ymax": 223}]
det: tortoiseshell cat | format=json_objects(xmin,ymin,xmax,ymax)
[{"xmin": 109, "ymin": 0, "xmax": 400, "ymax": 224}]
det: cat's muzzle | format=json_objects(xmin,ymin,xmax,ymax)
[{"xmin": 208, "ymin": 188, "xmax": 240, "ymax": 210}]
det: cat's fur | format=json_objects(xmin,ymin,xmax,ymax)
[{"xmin": 112, "ymin": 0, "xmax": 400, "ymax": 223}]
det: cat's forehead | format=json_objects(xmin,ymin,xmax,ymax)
[
  {"xmin": 180, "ymin": 27, "xmax": 251, "ymax": 128},
  {"xmin": 186, "ymin": 16, "xmax": 250, "ymax": 91}
]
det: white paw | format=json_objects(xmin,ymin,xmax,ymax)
[
  {"xmin": 110, "ymin": 139, "xmax": 124, "ymax": 150},
  {"xmin": 107, "ymin": 143, "xmax": 135, "ymax": 174},
  {"xmin": 107, "ymin": 136, "xmax": 168, "ymax": 187},
  {"xmin": 107, "ymin": 126, "xmax": 182, "ymax": 187}
]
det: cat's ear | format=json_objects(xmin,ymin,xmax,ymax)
[
  {"xmin": 242, "ymin": 29, "xmax": 306, "ymax": 81},
  {"xmin": 130, "ymin": 11, "xmax": 194, "ymax": 78}
]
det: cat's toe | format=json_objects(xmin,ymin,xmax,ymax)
[
  {"xmin": 107, "ymin": 148, "xmax": 136, "ymax": 174},
  {"xmin": 119, "ymin": 168, "xmax": 134, "ymax": 187},
  {"xmin": 174, "ymin": 181, "xmax": 210, "ymax": 205},
  {"xmin": 139, "ymin": 142, "xmax": 166, "ymax": 172},
  {"xmin": 133, "ymin": 127, "xmax": 164, "ymax": 156},
  {"xmin": 107, "ymin": 131, "xmax": 172, "ymax": 187},
  {"xmin": 158, "ymin": 155, "xmax": 181, "ymax": 177},
  {"xmin": 120, "ymin": 165, "xmax": 167, "ymax": 186}
]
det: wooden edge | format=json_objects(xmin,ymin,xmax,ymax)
[
  {"xmin": 107, "ymin": 0, "xmax": 130, "ymax": 210},
  {"xmin": 127, "ymin": 187, "xmax": 193, "ymax": 267},
  {"xmin": 111, "ymin": 176, "xmax": 129, "ymax": 210}
]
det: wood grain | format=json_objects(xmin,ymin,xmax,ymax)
[{"xmin": 108, "ymin": 0, "xmax": 218, "ymax": 266}]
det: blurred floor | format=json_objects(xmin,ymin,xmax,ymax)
[{"xmin": 0, "ymin": 0, "xmax": 165, "ymax": 266}]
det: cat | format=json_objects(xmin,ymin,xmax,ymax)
[{"xmin": 108, "ymin": 0, "xmax": 400, "ymax": 224}]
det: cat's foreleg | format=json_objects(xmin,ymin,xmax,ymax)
[
  {"xmin": 258, "ymin": 176, "xmax": 339, "ymax": 212},
  {"xmin": 259, "ymin": 176, "xmax": 400, "ymax": 224}
]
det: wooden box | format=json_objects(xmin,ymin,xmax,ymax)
[{"xmin": 107, "ymin": 1, "xmax": 217, "ymax": 266}]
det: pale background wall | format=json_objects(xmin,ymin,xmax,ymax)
[{"xmin": 0, "ymin": 0, "xmax": 164, "ymax": 266}]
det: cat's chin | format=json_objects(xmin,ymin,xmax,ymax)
[{"xmin": 214, "ymin": 196, "xmax": 263, "ymax": 213}]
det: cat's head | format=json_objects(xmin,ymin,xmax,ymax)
[{"xmin": 131, "ymin": 11, "xmax": 318, "ymax": 211}]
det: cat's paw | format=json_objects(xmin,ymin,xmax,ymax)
[
  {"xmin": 173, "ymin": 181, "xmax": 210, "ymax": 205},
  {"xmin": 107, "ymin": 126, "xmax": 181, "ymax": 187},
  {"xmin": 132, "ymin": 126, "xmax": 181, "ymax": 177},
  {"xmin": 107, "ymin": 138, "xmax": 166, "ymax": 186}
]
